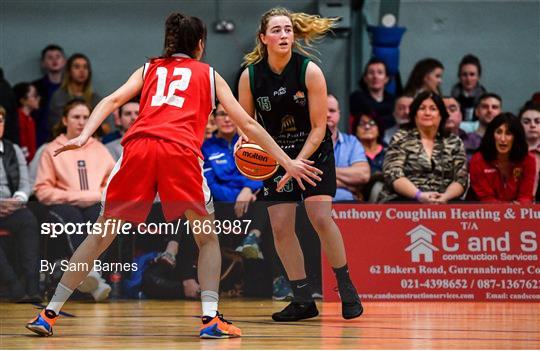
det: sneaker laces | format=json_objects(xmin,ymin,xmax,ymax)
[{"xmin": 217, "ymin": 313, "xmax": 232, "ymax": 324}]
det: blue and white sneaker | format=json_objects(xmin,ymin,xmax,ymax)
[
  {"xmin": 272, "ymin": 275, "xmax": 293, "ymax": 301},
  {"xmin": 235, "ymin": 231, "xmax": 264, "ymax": 260}
]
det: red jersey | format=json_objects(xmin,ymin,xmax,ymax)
[
  {"xmin": 469, "ymin": 151, "xmax": 537, "ymax": 204},
  {"xmin": 122, "ymin": 54, "xmax": 215, "ymax": 158}
]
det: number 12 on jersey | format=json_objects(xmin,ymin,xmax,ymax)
[{"xmin": 151, "ymin": 67, "xmax": 192, "ymax": 108}]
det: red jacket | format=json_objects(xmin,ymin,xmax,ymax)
[{"xmin": 470, "ymin": 152, "xmax": 537, "ymax": 203}]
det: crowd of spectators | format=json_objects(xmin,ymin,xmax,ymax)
[{"xmin": 0, "ymin": 44, "xmax": 538, "ymax": 303}]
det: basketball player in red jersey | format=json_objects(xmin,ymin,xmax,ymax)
[{"xmin": 26, "ymin": 13, "xmax": 321, "ymax": 339}]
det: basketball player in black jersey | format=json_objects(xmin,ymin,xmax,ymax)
[{"xmin": 238, "ymin": 7, "xmax": 363, "ymax": 321}]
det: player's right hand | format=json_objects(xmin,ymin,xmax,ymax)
[
  {"xmin": 54, "ymin": 135, "xmax": 90, "ymax": 156},
  {"xmin": 277, "ymin": 159, "xmax": 322, "ymax": 191},
  {"xmin": 233, "ymin": 134, "xmax": 249, "ymax": 153}
]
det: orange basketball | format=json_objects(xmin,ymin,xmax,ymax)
[{"xmin": 234, "ymin": 143, "xmax": 279, "ymax": 180}]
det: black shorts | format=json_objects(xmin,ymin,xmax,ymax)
[{"xmin": 261, "ymin": 140, "xmax": 336, "ymax": 202}]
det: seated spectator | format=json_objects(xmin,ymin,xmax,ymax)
[
  {"xmin": 349, "ymin": 58, "xmax": 395, "ymax": 134},
  {"xmin": 355, "ymin": 112, "xmax": 384, "ymax": 176},
  {"xmin": 403, "ymin": 58, "xmax": 444, "ymax": 97},
  {"xmin": 49, "ymin": 53, "xmax": 112, "ymax": 135},
  {"xmin": 383, "ymin": 95, "xmax": 413, "ymax": 145},
  {"xmin": 0, "ymin": 105, "xmax": 41, "ymax": 302},
  {"xmin": 105, "ymin": 99, "xmax": 140, "ymax": 160},
  {"xmin": 443, "ymin": 96, "xmax": 468, "ymax": 140},
  {"xmin": 470, "ymin": 113, "xmax": 536, "ymax": 203},
  {"xmin": 0, "ymin": 68, "xmax": 19, "ymax": 144},
  {"xmin": 451, "ymin": 54, "xmax": 486, "ymax": 122},
  {"xmin": 519, "ymin": 102, "xmax": 540, "ymax": 199},
  {"xmin": 327, "ymin": 94, "xmax": 370, "ymax": 201},
  {"xmin": 35, "ymin": 98, "xmax": 116, "ymax": 301},
  {"xmin": 463, "ymin": 93, "xmax": 502, "ymax": 155},
  {"xmin": 379, "ymin": 92, "xmax": 468, "ymax": 203},
  {"xmin": 32, "ymin": 44, "xmax": 66, "ymax": 146},
  {"xmin": 202, "ymin": 103, "xmax": 282, "ymax": 298},
  {"xmin": 205, "ymin": 115, "xmax": 217, "ymax": 141},
  {"xmin": 13, "ymin": 82, "xmax": 40, "ymax": 162}
]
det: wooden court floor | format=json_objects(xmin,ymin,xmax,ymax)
[{"xmin": 1, "ymin": 299, "xmax": 539, "ymax": 349}]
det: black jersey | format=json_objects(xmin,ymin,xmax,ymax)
[{"xmin": 248, "ymin": 52, "xmax": 332, "ymax": 158}]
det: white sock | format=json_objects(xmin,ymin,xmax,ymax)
[
  {"xmin": 46, "ymin": 283, "xmax": 73, "ymax": 315},
  {"xmin": 201, "ymin": 290, "xmax": 219, "ymax": 318}
]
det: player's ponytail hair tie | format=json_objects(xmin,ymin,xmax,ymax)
[{"xmin": 243, "ymin": 7, "xmax": 338, "ymax": 66}]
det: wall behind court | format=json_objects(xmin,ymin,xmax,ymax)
[{"xmin": 0, "ymin": 0, "xmax": 350, "ymax": 118}]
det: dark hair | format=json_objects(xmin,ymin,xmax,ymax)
[
  {"xmin": 13, "ymin": 82, "xmax": 35, "ymax": 107},
  {"xmin": 404, "ymin": 58, "xmax": 444, "ymax": 96},
  {"xmin": 52, "ymin": 98, "xmax": 91, "ymax": 137},
  {"xmin": 163, "ymin": 13, "xmax": 207, "ymax": 58},
  {"xmin": 477, "ymin": 92, "xmax": 502, "ymax": 107},
  {"xmin": 480, "ymin": 113, "xmax": 529, "ymax": 162},
  {"xmin": 518, "ymin": 101, "xmax": 540, "ymax": 119},
  {"xmin": 458, "ymin": 54, "xmax": 482, "ymax": 77},
  {"xmin": 406, "ymin": 91, "xmax": 450, "ymax": 137},
  {"xmin": 359, "ymin": 57, "xmax": 388, "ymax": 91},
  {"xmin": 0, "ymin": 105, "xmax": 5, "ymax": 117},
  {"xmin": 119, "ymin": 97, "xmax": 140, "ymax": 116},
  {"xmin": 354, "ymin": 110, "xmax": 384, "ymax": 144},
  {"xmin": 41, "ymin": 44, "xmax": 64, "ymax": 60},
  {"xmin": 363, "ymin": 58, "xmax": 388, "ymax": 78}
]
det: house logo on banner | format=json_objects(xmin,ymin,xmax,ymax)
[{"xmin": 405, "ymin": 225, "xmax": 439, "ymax": 263}]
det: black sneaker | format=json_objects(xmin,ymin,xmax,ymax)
[
  {"xmin": 338, "ymin": 280, "xmax": 363, "ymax": 319},
  {"xmin": 272, "ymin": 301, "xmax": 319, "ymax": 322}
]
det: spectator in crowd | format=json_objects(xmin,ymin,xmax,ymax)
[
  {"xmin": 379, "ymin": 91, "xmax": 468, "ymax": 203},
  {"xmin": 205, "ymin": 115, "xmax": 217, "ymax": 141},
  {"xmin": 451, "ymin": 54, "xmax": 486, "ymax": 123},
  {"xmin": 0, "ymin": 105, "xmax": 41, "ymax": 302},
  {"xmin": 349, "ymin": 58, "xmax": 395, "ymax": 134},
  {"xmin": 32, "ymin": 44, "xmax": 66, "ymax": 146},
  {"xmin": 105, "ymin": 99, "xmax": 140, "ymax": 160},
  {"xmin": 519, "ymin": 102, "xmax": 540, "ymax": 199},
  {"xmin": 327, "ymin": 94, "xmax": 370, "ymax": 201},
  {"xmin": 13, "ymin": 83, "xmax": 40, "ymax": 162},
  {"xmin": 34, "ymin": 98, "xmax": 115, "ymax": 301},
  {"xmin": 49, "ymin": 54, "xmax": 111, "ymax": 135},
  {"xmin": 0, "ymin": 68, "xmax": 19, "ymax": 144},
  {"xmin": 354, "ymin": 112, "xmax": 384, "ymax": 176},
  {"xmin": 403, "ymin": 58, "xmax": 444, "ymax": 97},
  {"xmin": 463, "ymin": 93, "xmax": 502, "ymax": 155},
  {"xmin": 469, "ymin": 113, "xmax": 536, "ymax": 204},
  {"xmin": 443, "ymin": 96, "xmax": 468, "ymax": 140},
  {"xmin": 383, "ymin": 95, "xmax": 413, "ymax": 145}
]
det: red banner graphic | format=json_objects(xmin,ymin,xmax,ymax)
[{"xmin": 322, "ymin": 204, "xmax": 540, "ymax": 301}]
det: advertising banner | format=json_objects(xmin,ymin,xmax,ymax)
[{"xmin": 322, "ymin": 204, "xmax": 540, "ymax": 301}]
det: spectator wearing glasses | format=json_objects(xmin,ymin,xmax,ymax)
[
  {"xmin": 355, "ymin": 112, "xmax": 385, "ymax": 176},
  {"xmin": 451, "ymin": 54, "xmax": 486, "ymax": 124}
]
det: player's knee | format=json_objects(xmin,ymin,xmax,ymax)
[{"xmin": 310, "ymin": 216, "xmax": 334, "ymax": 234}]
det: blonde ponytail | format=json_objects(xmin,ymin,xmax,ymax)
[{"xmin": 243, "ymin": 7, "xmax": 338, "ymax": 66}]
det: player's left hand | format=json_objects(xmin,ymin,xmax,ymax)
[
  {"xmin": 54, "ymin": 134, "xmax": 90, "ymax": 156},
  {"xmin": 277, "ymin": 159, "xmax": 322, "ymax": 192}
]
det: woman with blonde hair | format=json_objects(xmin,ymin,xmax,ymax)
[{"xmin": 239, "ymin": 7, "xmax": 362, "ymax": 322}]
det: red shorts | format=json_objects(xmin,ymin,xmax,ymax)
[{"xmin": 101, "ymin": 138, "xmax": 213, "ymax": 223}]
